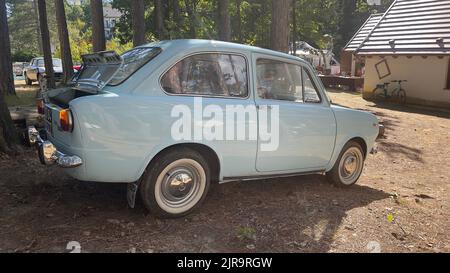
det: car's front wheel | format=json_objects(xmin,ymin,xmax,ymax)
[
  {"xmin": 140, "ymin": 148, "xmax": 210, "ymax": 218},
  {"xmin": 327, "ymin": 141, "xmax": 365, "ymax": 187}
]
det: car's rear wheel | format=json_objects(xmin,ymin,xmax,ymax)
[
  {"xmin": 25, "ymin": 73, "xmax": 32, "ymax": 86},
  {"xmin": 327, "ymin": 141, "xmax": 365, "ymax": 187},
  {"xmin": 140, "ymin": 148, "xmax": 210, "ymax": 218}
]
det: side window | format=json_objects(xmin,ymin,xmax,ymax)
[
  {"xmin": 161, "ymin": 53, "xmax": 248, "ymax": 97},
  {"xmin": 256, "ymin": 59, "xmax": 303, "ymax": 102},
  {"xmin": 302, "ymin": 68, "xmax": 321, "ymax": 103}
]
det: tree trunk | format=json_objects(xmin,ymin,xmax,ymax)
[
  {"xmin": 270, "ymin": 0, "xmax": 291, "ymax": 53},
  {"xmin": 217, "ymin": 0, "xmax": 231, "ymax": 41},
  {"xmin": 0, "ymin": 0, "xmax": 16, "ymax": 96},
  {"xmin": 291, "ymin": 0, "xmax": 296, "ymax": 55},
  {"xmin": 55, "ymin": 0, "xmax": 74, "ymax": 84},
  {"xmin": 90, "ymin": 0, "xmax": 106, "ymax": 52},
  {"xmin": 38, "ymin": 0, "xmax": 55, "ymax": 89},
  {"xmin": 0, "ymin": 0, "xmax": 17, "ymax": 151},
  {"xmin": 235, "ymin": 0, "xmax": 242, "ymax": 43},
  {"xmin": 172, "ymin": 0, "xmax": 182, "ymax": 38},
  {"xmin": 33, "ymin": 0, "xmax": 43, "ymax": 55},
  {"xmin": 132, "ymin": 0, "xmax": 146, "ymax": 46},
  {"xmin": 154, "ymin": 0, "xmax": 166, "ymax": 40},
  {"xmin": 184, "ymin": 0, "xmax": 197, "ymax": 38},
  {"xmin": 341, "ymin": 0, "xmax": 357, "ymax": 44}
]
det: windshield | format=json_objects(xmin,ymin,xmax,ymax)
[
  {"xmin": 108, "ymin": 47, "xmax": 162, "ymax": 86},
  {"xmin": 37, "ymin": 59, "xmax": 62, "ymax": 67}
]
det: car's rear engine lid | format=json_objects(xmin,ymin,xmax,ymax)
[{"xmin": 73, "ymin": 51, "xmax": 123, "ymax": 94}]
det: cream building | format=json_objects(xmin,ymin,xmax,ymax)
[{"xmin": 345, "ymin": 0, "xmax": 450, "ymax": 108}]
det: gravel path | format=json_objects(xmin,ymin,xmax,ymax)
[{"xmin": 0, "ymin": 90, "xmax": 449, "ymax": 253}]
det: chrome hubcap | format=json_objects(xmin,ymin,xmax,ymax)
[
  {"xmin": 155, "ymin": 159, "xmax": 206, "ymax": 214},
  {"xmin": 343, "ymin": 156, "xmax": 357, "ymax": 175},
  {"xmin": 163, "ymin": 171, "xmax": 195, "ymax": 201},
  {"xmin": 339, "ymin": 147, "xmax": 363, "ymax": 185}
]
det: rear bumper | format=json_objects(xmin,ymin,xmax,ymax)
[{"xmin": 27, "ymin": 126, "xmax": 83, "ymax": 168}]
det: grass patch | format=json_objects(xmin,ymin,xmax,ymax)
[
  {"xmin": 5, "ymin": 93, "xmax": 35, "ymax": 107},
  {"xmin": 6, "ymin": 81, "xmax": 39, "ymax": 107}
]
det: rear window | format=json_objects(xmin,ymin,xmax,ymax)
[
  {"xmin": 37, "ymin": 59, "xmax": 62, "ymax": 67},
  {"xmin": 108, "ymin": 47, "xmax": 162, "ymax": 86}
]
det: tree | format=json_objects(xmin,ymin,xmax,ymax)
[
  {"xmin": 90, "ymin": 0, "xmax": 106, "ymax": 52},
  {"xmin": 154, "ymin": 0, "xmax": 167, "ymax": 40},
  {"xmin": 217, "ymin": 0, "xmax": 230, "ymax": 41},
  {"xmin": 38, "ymin": 0, "xmax": 55, "ymax": 89},
  {"xmin": 132, "ymin": 0, "xmax": 146, "ymax": 46},
  {"xmin": 0, "ymin": 0, "xmax": 18, "ymax": 152},
  {"xmin": 184, "ymin": 0, "xmax": 198, "ymax": 38},
  {"xmin": 234, "ymin": 0, "xmax": 242, "ymax": 43},
  {"xmin": 33, "ymin": 0, "xmax": 43, "ymax": 54},
  {"xmin": 171, "ymin": 0, "xmax": 182, "ymax": 38},
  {"xmin": 291, "ymin": 0, "xmax": 297, "ymax": 54},
  {"xmin": 270, "ymin": 0, "xmax": 291, "ymax": 52},
  {"xmin": 55, "ymin": 0, "xmax": 74, "ymax": 84},
  {"xmin": 341, "ymin": 0, "xmax": 357, "ymax": 46}
]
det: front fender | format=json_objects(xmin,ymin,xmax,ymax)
[{"xmin": 327, "ymin": 105, "xmax": 379, "ymax": 171}]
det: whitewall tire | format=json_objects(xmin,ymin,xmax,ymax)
[{"xmin": 140, "ymin": 148, "xmax": 210, "ymax": 218}]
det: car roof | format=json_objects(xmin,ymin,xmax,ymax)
[
  {"xmin": 138, "ymin": 39, "xmax": 307, "ymax": 64},
  {"xmin": 33, "ymin": 57, "xmax": 61, "ymax": 60}
]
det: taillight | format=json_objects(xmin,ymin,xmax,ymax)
[
  {"xmin": 37, "ymin": 99, "xmax": 44, "ymax": 115},
  {"xmin": 59, "ymin": 109, "xmax": 73, "ymax": 132}
]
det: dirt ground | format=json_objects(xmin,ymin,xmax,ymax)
[{"xmin": 0, "ymin": 88, "xmax": 449, "ymax": 253}]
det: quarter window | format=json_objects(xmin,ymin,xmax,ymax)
[
  {"xmin": 256, "ymin": 59, "xmax": 321, "ymax": 103},
  {"xmin": 302, "ymin": 68, "xmax": 321, "ymax": 103},
  {"xmin": 162, "ymin": 53, "xmax": 248, "ymax": 97}
]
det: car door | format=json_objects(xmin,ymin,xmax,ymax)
[
  {"xmin": 160, "ymin": 52, "xmax": 258, "ymax": 178},
  {"xmin": 253, "ymin": 54, "xmax": 336, "ymax": 173}
]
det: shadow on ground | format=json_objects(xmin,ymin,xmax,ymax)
[
  {"xmin": 370, "ymin": 101, "xmax": 450, "ymax": 119},
  {"xmin": 0, "ymin": 168, "xmax": 391, "ymax": 252}
]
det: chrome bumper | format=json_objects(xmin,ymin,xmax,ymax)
[
  {"xmin": 378, "ymin": 124, "xmax": 385, "ymax": 139},
  {"xmin": 27, "ymin": 126, "xmax": 83, "ymax": 168}
]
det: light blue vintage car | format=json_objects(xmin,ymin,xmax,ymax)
[{"xmin": 27, "ymin": 40, "xmax": 382, "ymax": 218}]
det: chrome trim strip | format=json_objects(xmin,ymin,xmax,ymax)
[{"xmin": 220, "ymin": 170, "xmax": 326, "ymax": 184}]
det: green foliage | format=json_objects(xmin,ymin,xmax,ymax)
[
  {"xmin": 7, "ymin": 0, "xmax": 58, "ymax": 59},
  {"xmin": 109, "ymin": 0, "xmax": 393, "ymax": 53},
  {"xmin": 7, "ymin": 0, "xmax": 395, "ymax": 63},
  {"xmin": 12, "ymin": 51, "xmax": 36, "ymax": 62}
]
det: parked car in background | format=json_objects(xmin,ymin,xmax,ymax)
[
  {"xmin": 23, "ymin": 57, "xmax": 63, "ymax": 86},
  {"xmin": 27, "ymin": 40, "xmax": 382, "ymax": 218},
  {"xmin": 13, "ymin": 62, "xmax": 26, "ymax": 77}
]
